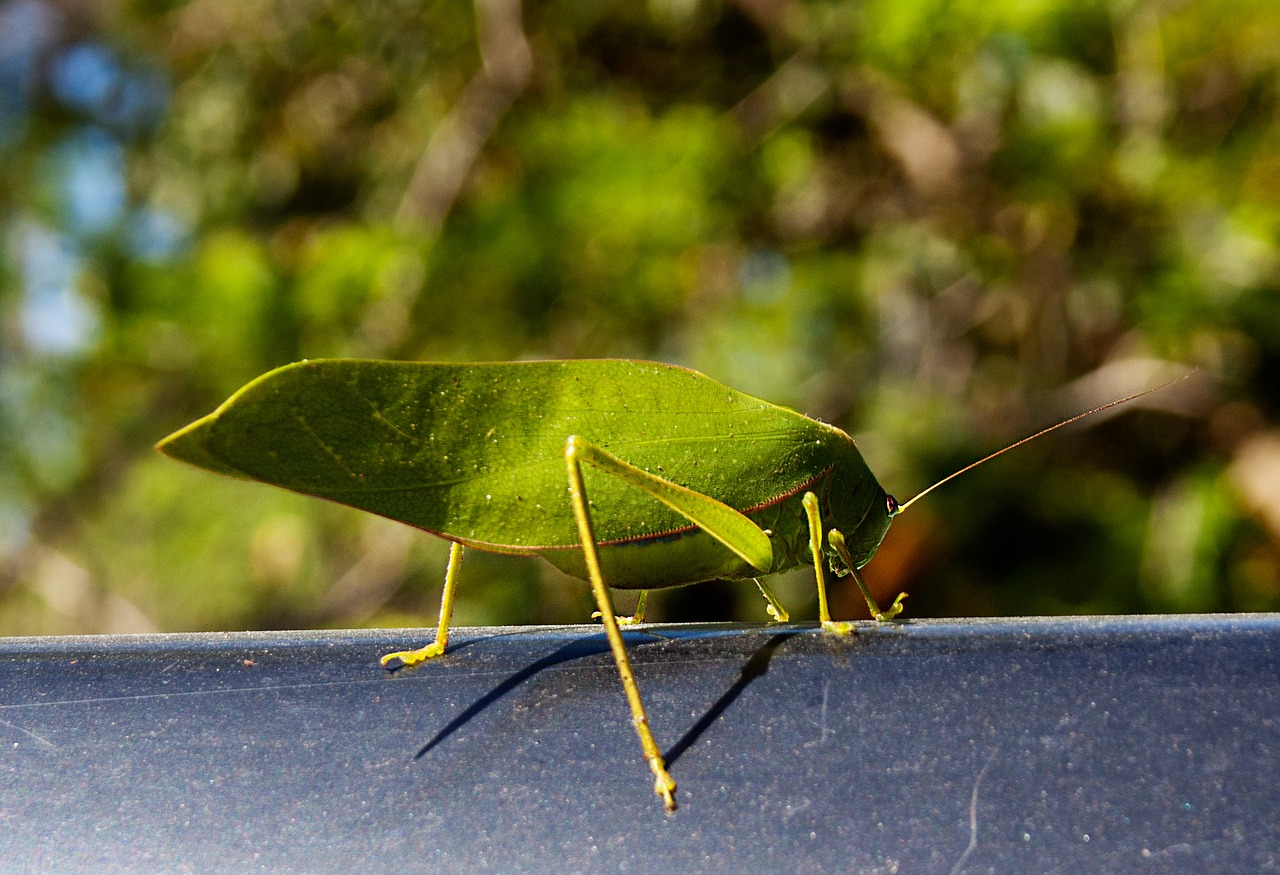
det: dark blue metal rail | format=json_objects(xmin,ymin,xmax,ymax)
[{"xmin": 1, "ymin": 615, "xmax": 1276, "ymax": 872}]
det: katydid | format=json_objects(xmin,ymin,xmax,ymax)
[{"xmin": 156, "ymin": 358, "xmax": 1170, "ymax": 812}]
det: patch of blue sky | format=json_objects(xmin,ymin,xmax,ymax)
[
  {"xmin": 55, "ymin": 127, "xmax": 127, "ymax": 237},
  {"xmin": 0, "ymin": 0, "xmax": 59, "ymax": 95},
  {"xmin": 0, "ymin": 0, "xmax": 60, "ymax": 149},
  {"xmin": 50, "ymin": 43, "xmax": 119, "ymax": 113},
  {"xmin": 126, "ymin": 208, "xmax": 188, "ymax": 262},
  {"xmin": 104, "ymin": 66, "xmax": 169, "ymax": 132},
  {"xmin": 50, "ymin": 41, "xmax": 169, "ymax": 132},
  {"xmin": 12, "ymin": 220, "xmax": 100, "ymax": 356}
]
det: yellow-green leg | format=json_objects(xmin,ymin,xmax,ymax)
[
  {"xmin": 380, "ymin": 540, "xmax": 464, "ymax": 668},
  {"xmin": 752, "ymin": 577, "xmax": 790, "ymax": 622},
  {"xmin": 565, "ymin": 436, "xmax": 677, "ymax": 813},
  {"xmin": 801, "ymin": 492, "xmax": 853, "ymax": 635},
  {"xmin": 828, "ymin": 529, "xmax": 907, "ymax": 622}
]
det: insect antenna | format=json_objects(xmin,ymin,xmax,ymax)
[{"xmin": 893, "ymin": 372, "xmax": 1193, "ymax": 515}]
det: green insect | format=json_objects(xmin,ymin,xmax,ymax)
[{"xmin": 157, "ymin": 358, "xmax": 1163, "ymax": 812}]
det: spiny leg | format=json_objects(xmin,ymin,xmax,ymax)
[
  {"xmin": 380, "ymin": 540, "xmax": 464, "ymax": 668},
  {"xmin": 752, "ymin": 578, "xmax": 790, "ymax": 623},
  {"xmin": 566, "ymin": 436, "xmax": 677, "ymax": 813},
  {"xmin": 801, "ymin": 492, "xmax": 853, "ymax": 635},
  {"xmin": 593, "ymin": 589, "xmax": 648, "ymax": 626},
  {"xmin": 629, "ymin": 590, "xmax": 648, "ymax": 624},
  {"xmin": 828, "ymin": 529, "xmax": 907, "ymax": 622}
]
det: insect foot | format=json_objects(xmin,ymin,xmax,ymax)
[
  {"xmin": 592, "ymin": 590, "xmax": 648, "ymax": 626},
  {"xmin": 593, "ymin": 612, "xmax": 642, "ymax": 625},
  {"xmin": 651, "ymin": 761, "xmax": 678, "ymax": 813},
  {"xmin": 379, "ymin": 639, "xmax": 447, "ymax": 669}
]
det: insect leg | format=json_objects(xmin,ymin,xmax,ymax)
[
  {"xmin": 380, "ymin": 540, "xmax": 464, "ymax": 668},
  {"xmin": 828, "ymin": 529, "xmax": 907, "ymax": 622},
  {"xmin": 591, "ymin": 589, "xmax": 648, "ymax": 626},
  {"xmin": 752, "ymin": 578, "xmax": 790, "ymax": 622},
  {"xmin": 629, "ymin": 590, "xmax": 648, "ymax": 624},
  {"xmin": 565, "ymin": 436, "xmax": 678, "ymax": 813},
  {"xmin": 565, "ymin": 437, "xmax": 772, "ymax": 573},
  {"xmin": 801, "ymin": 493, "xmax": 854, "ymax": 635}
]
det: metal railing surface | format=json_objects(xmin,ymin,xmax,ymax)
[{"xmin": 2, "ymin": 615, "xmax": 1277, "ymax": 872}]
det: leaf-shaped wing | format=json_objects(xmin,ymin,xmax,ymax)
[{"xmin": 158, "ymin": 359, "xmax": 851, "ymax": 550}]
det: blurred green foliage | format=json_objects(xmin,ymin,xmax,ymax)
[{"xmin": 1, "ymin": 0, "xmax": 1278, "ymax": 635}]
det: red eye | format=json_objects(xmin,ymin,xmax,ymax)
[{"xmin": 886, "ymin": 494, "xmax": 899, "ymax": 515}]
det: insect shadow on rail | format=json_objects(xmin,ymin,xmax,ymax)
[
  {"xmin": 414, "ymin": 632, "xmax": 636, "ymax": 758},
  {"xmin": 662, "ymin": 630, "xmax": 798, "ymax": 767},
  {"xmin": 415, "ymin": 628, "xmax": 797, "ymax": 761}
]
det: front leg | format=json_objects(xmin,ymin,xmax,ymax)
[
  {"xmin": 800, "ymin": 492, "xmax": 907, "ymax": 629},
  {"xmin": 828, "ymin": 529, "xmax": 907, "ymax": 622},
  {"xmin": 800, "ymin": 493, "xmax": 853, "ymax": 635}
]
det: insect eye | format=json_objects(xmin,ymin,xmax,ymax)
[{"xmin": 886, "ymin": 494, "xmax": 899, "ymax": 516}]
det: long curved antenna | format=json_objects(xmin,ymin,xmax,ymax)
[{"xmin": 894, "ymin": 372, "xmax": 1193, "ymax": 515}]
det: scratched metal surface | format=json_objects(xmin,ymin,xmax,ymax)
[{"xmin": 0, "ymin": 615, "xmax": 1277, "ymax": 873}]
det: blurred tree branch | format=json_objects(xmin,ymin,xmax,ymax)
[{"xmin": 395, "ymin": 0, "xmax": 532, "ymax": 231}]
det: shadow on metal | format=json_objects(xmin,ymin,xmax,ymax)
[
  {"xmin": 664, "ymin": 630, "xmax": 799, "ymax": 767},
  {"xmin": 415, "ymin": 633, "xmax": 613, "ymax": 758}
]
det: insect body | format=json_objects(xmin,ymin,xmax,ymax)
[{"xmin": 157, "ymin": 358, "xmax": 1161, "ymax": 812}]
